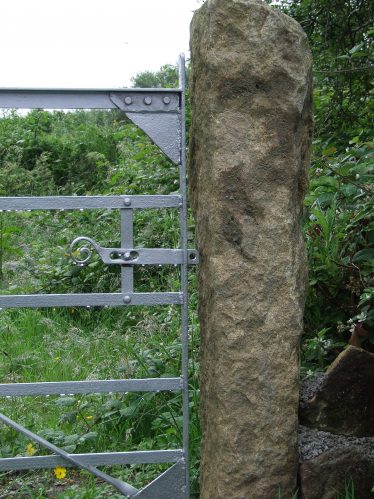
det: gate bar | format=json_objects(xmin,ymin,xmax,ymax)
[
  {"xmin": 0, "ymin": 292, "xmax": 183, "ymax": 309},
  {"xmin": 0, "ymin": 195, "xmax": 181, "ymax": 211},
  {"xmin": 0, "ymin": 377, "xmax": 183, "ymax": 397},
  {"xmin": 0, "ymin": 88, "xmax": 180, "ymax": 110},
  {"xmin": 0, "ymin": 450, "xmax": 184, "ymax": 471},
  {"xmin": 121, "ymin": 208, "xmax": 134, "ymax": 293}
]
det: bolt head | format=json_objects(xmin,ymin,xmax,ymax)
[
  {"xmin": 123, "ymin": 295, "xmax": 131, "ymax": 304},
  {"xmin": 163, "ymin": 96, "xmax": 171, "ymax": 105},
  {"xmin": 144, "ymin": 96, "xmax": 152, "ymax": 105},
  {"xmin": 124, "ymin": 96, "xmax": 132, "ymax": 105},
  {"xmin": 123, "ymin": 251, "xmax": 131, "ymax": 260},
  {"xmin": 123, "ymin": 197, "xmax": 131, "ymax": 206}
]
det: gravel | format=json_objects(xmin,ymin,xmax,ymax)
[
  {"xmin": 299, "ymin": 373, "xmax": 325, "ymax": 409},
  {"xmin": 298, "ymin": 425, "xmax": 374, "ymax": 462}
]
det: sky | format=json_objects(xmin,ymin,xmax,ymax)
[{"xmin": 0, "ymin": 0, "xmax": 202, "ymax": 89}]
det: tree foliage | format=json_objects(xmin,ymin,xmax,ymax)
[
  {"xmin": 276, "ymin": 0, "xmax": 374, "ymax": 371},
  {"xmin": 131, "ymin": 64, "xmax": 179, "ymax": 88},
  {"xmin": 279, "ymin": 0, "xmax": 373, "ymax": 144}
]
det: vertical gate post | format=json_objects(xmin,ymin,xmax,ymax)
[{"xmin": 189, "ymin": 0, "xmax": 313, "ymax": 497}]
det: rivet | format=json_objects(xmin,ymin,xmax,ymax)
[
  {"xmin": 124, "ymin": 97, "xmax": 132, "ymax": 105},
  {"xmin": 123, "ymin": 197, "xmax": 131, "ymax": 206},
  {"xmin": 123, "ymin": 251, "xmax": 131, "ymax": 261},
  {"xmin": 163, "ymin": 96, "xmax": 171, "ymax": 104},
  {"xmin": 144, "ymin": 96, "xmax": 152, "ymax": 105},
  {"xmin": 123, "ymin": 295, "xmax": 131, "ymax": 304}
]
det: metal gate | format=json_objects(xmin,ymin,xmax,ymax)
[{"xmin": 0, "ymin": 54, "xmax": 196, "ymax": 497}]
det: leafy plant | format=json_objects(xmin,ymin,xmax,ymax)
[{"xmin": 302, "ymin": 137, "xmax": 374, "ymax": 371}]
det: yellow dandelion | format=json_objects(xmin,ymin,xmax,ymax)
[
  {"xmin": 54, "ymin": 466, "xmax": 67, "ymax": 479},
  {"xmin": 85, "ymin": 415, "xmax": 93, "ymax": 420},
  {"xmin": 26, "ymin": 443, "xmax": 36, "ymax": 456}
]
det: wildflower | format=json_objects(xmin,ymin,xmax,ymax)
[
  {"xmin": 85, "ymin": 415, "xmax": 93, "ymax": 420},
  {"xmin": 337, "ymin": 323, "xmax": 346, "ymax": 333},
  {"xmin": 54, "ymin": 466, "xmax": 67, "ymax": 479},
  {"xmin": 26, "ymin": 443, "xmax": 36, "ymax": 456}
]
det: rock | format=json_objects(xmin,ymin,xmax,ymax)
[
  {"xmin": 189, "ymin": 0, "xmax": 313, "ymax": 497},
  {"xmin": 300, "ymin": 346, "xmax": 374, "ymax": 437},
  {"xmin": 299, "ymin": 444, "xmax": 374, "ymax": 499}
]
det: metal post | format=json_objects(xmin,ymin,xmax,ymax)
[{"xmin": 178, "ymin": 53, "xmax": 190, "ymax": 498}]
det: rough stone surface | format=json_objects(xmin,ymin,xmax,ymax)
[
  {"xmin": 189, "ymin": 1, "xmax": 313, "ymax": 497},
  {"xmin": 299, "ymin": 445, "xmax": 374, "ymax": 499},
  {"xmin": 300, "ymin": 346, "xmax": 374, "ymax": 437}
]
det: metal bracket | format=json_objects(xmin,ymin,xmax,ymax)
[
  {"xmin": 69, "ymin": 236, "xmax": 199, "ymax": 266},
  {"xmin": 132, "ymin": 462, "xmax": 186, "ymax": 498},
  {"xmin": 110, "ymin": 93, "xmax": 182, "ymax": 164}
]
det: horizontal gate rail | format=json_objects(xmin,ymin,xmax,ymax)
[
  {"xmin": 0, "ymin": 292, "xmax": 183, "ymax": 309},
  {"xmin": 0, "ymin": 195, "xmax": 181, "ymax": 211},
  {"xmin": 0, "ymin": 377, "xmax": 183, "ymax": 397},
  {"xmin": 0, "ymin": 450, "xmax": 184, "ymax": 471},
  {"xmin": 0, "ymin": 88, "xmax": 181, "ymax": 110}
]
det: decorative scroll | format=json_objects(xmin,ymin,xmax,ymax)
[{"xmin": 69, "ymin": 236, "xmax": 139, "ymax": 265}]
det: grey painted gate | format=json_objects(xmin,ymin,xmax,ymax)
[{"xmin": 0, "ymin": 55, "xmax": 196, "ymax": 497}]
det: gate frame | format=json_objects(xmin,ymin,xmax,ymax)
[{"xmin": 0, "ymin": 54, "xmax": 193, "ymax": 498}]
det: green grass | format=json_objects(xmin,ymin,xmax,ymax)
[
  {"xmin": 0, "ymin": 179, "xmax": 200, "ymax": 495},
  {"xmin": 0, "ymin": 307, "xmax": 182, "ymax": 383},
  {"xmin": 0, "ymin": 296, "xmax": 200, "ymax": 494},
  {"xmin": 0, "ymin": 108, "xmax": 196, "ymax": 497}
]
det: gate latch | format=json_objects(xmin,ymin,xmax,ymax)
[{"xmin": 69, "ymin": 236, "xmax": 199, "ymax": 266}]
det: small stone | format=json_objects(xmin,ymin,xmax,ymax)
[{"xmin": 300, "ymin": 346, "xmax": 374, "ymax": 437}]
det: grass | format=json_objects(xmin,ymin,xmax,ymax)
[
  {"xmin": 1, "ymin": 469, "xmax": 126, "ymax": 498},
  {"xmin": 0, "ymin": 210, "xmax": 200, "ymax": 496},
  {"xmin": 0, "ymin": 306, "xmax": 182, "ymax": 383},
  {"xmin": 0, "ymin": 110, "xmax": 200, "ymax": 496}
]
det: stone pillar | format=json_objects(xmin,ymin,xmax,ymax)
[{"xmin": 189, "ymin": 1, "xmax": 313, "ymax": 497}]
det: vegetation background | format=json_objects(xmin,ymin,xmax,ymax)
[{"xmin": 0, "ymin": 0, "xmax": 372, "ymax": 497}]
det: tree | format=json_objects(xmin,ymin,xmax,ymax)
[
  {"xmin": 275, "ymin": 1, "xmax": 374, "ymax": 367},
  {"xmin": 278, "ymin": 0, "xmax": 373, "ymax": 146},
  {"xmin": 131, "ymin": 63, "xmax": 191, "ymax": 89},
  {"xmin": 131, "ymin": 64, "xmax": 179, "ymax": 88}
]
